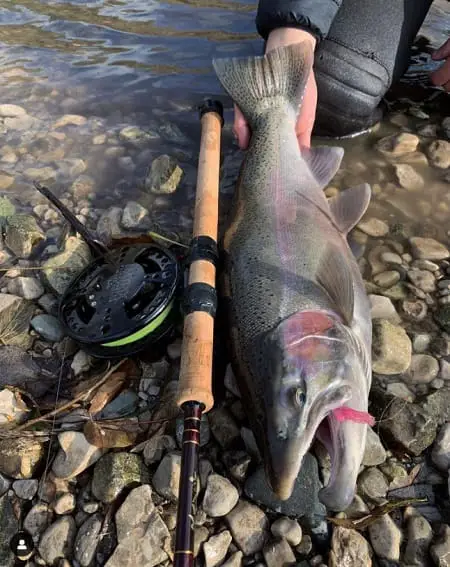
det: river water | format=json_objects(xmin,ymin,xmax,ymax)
[{"xmin": 0, "ymin": 0, "xmax": 449, "ymax": 243}]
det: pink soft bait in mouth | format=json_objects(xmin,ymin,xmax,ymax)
[{"xmin": 332, "ymin": 407, "xmax": 375, "ymax": 426}]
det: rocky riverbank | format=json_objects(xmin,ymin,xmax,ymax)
[{"xmin": 0, "ymin": 90, "xmax": 450, "ymax": 567}]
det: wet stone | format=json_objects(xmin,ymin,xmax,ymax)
[
  {"xmin": 53, "ymin": 493, "xmax": 76, "ymax": 515},
  {"xmin": 329, "ymin": 526, "xmax": 372, "ymax": 567},
  {"xmin": 357, "ymin": 467, "xmax": 389, "ymax": 502},
  {"xmin": 202, "ymin": 473, "xmax": 239, "ymax": 518},
  {"xmin": 0, "ymin": 173, "xmax": 14, "ymax": 191},
  {"xmin": 91, "ymin": 452, "xmax": 149, "ymax": 504},
  {"xmin": 74, "ymin": 513, "xmax": 102, "ymax": 567},
  {"xmin": 407, "ymin": 269, "xmax": 436, "ymax": 293},
  {"xmin": 394, "ymin": 163, "xmax": 424, "ymax": 190},
  {"xmin": 203, "ymin": 530, "xmax": 232, "ymax": 567},
  {"xmin": 357, "ymin": 218, "xmax": 389, "ymax": 237},
  {"xmin": 430, "ymin": 524, "xmax": 450, "ymax": 567},
  {"xmin": 42, "ymin": 236, "xmax": 91, "ymax": 295},
  {"xmin": 152, "ymin": 452, "xmax": 181, "ymax": 501},
  {"xmin": 372, "ymin": 319, "xmax": 412, "ymax": 375},
  {"xmin": 0, "ymin": 493, "xmax": 21, "ymax": 567},
  {"xmin": 373, "ymin": 270, "xmax": 400, "ymax": 288},
  {"xmin": 12, "ymin": 479, "xmax": 38, "ymax": 500},
  {"xmin": 409, "ymin": 237, "xmax": 449, "ymax": 260},
  {"xmin": 145, "ymin": 154, "xmax": 183, "ymax": 194},
  {"xmin": 121, "ymin": 201, "xmax": 151, "ymax": 230},
  {"xmin": 271, "ymin": 517, "xmax": 302, "ymax": 546},
  {"xmin": 400, "ymin": 299, "xmax": 428, "ymax": 322},
  {"xmin": 208, "ymin": 407, "xmax": 240, "ymax": 449},
  {"xmin": 31, "ymin": 314, "xmax": 65, "ymax": 342},
  {"xmin": 296, "ymin": 534, "xmax": 313, "ymax": 556},
  {"xmin": 226, "ymin": 500, "xmax": 270, "ymax": 556},
  {"xmin": 376, "ymin": 133, "xmax": 419, "ymax": 156},
  {"xmin": 427, "ymin": 139, "xmax": 450, "ymax": 169},
  {"xmin": 407, "ymin": 354, "xmax": 439, "ymax": 385},
  {"xmin": 52, "ymin": 431, "xmax": 103, "ymax": 480},
  {"xmin": 38, "ymin": 516, "xmax": 77, "ymax": 566},
  {"xmin": 244, "ymin": 454, "xmax": 325, "ymax": 526},
  {"xmin": 362, "ymin": 427, "xmax": 387, "ymax": 466},
  {"xmin": 4, "ymin": 214, "xmax": 45, "ymax": 259},
  {"xmin": 6, "ymin": 277, "xmax": 44, "ymax": 301},
  {"xmin": 386, "ymin": 382, "xmax": 415, "ymax": 402},
  {"xmin": 0, "ymin": 436, "xmax": 44, "ymax": 479},
  {"xmin": 263, "ymin": 538, "xmax": 296, "ymax": 567},
  {"xmin": 403, "ymin": 507, "xmax": 432, "ymax": 567},
  {"xmin": 0, "ymin": 473, "xmax": 10, "ymax": 497},
  {"xmin": 431, "ymin": 423, "xmax": 450, "ymax": 472},
  {"xmin": 368, "ymin": 515, "xmax": 402, "ymax": 561}
]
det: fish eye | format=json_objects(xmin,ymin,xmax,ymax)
[{"xmin": 294, "ymin": 388, "xmax": 306, "ymax": 406}]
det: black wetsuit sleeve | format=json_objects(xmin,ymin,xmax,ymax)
[{"xmin": 256, "ymin": 0, "xmax": 343, "ymax": 42}]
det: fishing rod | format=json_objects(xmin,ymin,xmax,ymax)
[{"xmin": 174, "ymin": 99, "xmax": 223, "ymax": 567}]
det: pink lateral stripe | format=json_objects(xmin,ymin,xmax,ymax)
[{"xmin": 332, "ymin": 407, "xmax": 375, "ymax": 426}]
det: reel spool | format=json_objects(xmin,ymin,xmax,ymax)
[{"xmin": 59, "ymin": 244, "xmax": 181, "ymax": 358}]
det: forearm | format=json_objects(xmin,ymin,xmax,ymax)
[{"xmin": 256, "ymin": 0, "xmax": 343, "ymax": 42}]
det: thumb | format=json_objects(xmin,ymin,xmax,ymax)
[
  {"xmin": 432, "ymin": 38, "xmax": 450, "ymax": 61},
  {"xmin": 233, "ymin": 104, "xmax": 251, "ymax": 150}
]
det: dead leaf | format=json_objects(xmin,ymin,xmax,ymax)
[
  {"xmin": 327, "ymin": 497, "xmax": 428, "ymax": 531},
  {"xmin": 84, "ymin": 420, "xmax": 138, "ymax": 449},
  {"xmin": 89, "ymin": 372, "xmax": 127, "ymax": 415}
]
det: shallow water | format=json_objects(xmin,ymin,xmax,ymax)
[{"xmin": 0, "ymin": 0, "xmax": 448, "ymax": 244}]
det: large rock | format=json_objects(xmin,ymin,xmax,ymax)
[
  {"xmin": 407, "ymin": 354, "xmax": 439, "ymax": 384},
  {"xmin": 263, "ymin": 538, "xmax": 296, "ymax": 567},
  {"xmin": 329, "ymin": 526, "xmax": 372, "ymax": 567},
  {"xmin": 370, "ymin": 390, "xmax": 438, "ymax": 456},
  {"xmin": 431, "ymin": 524, "xmax": 450, "ymax": 567},
  {"xmin": 74, "ymin": 514, "xmax": 102, "ymax": 567},
  {"xmin": 403, "ymin": 507, "xmax": 432, "ymax": 567},
  {"xmin": 394, "ymin": 163, "xmax": 424, "ymax": 190},
  {"xmin": 202, "ymin": 474, "xmax": 239, "ymax": 518},
  {"xmin": 0, "ymin": 346, "xmax": 47, "ymax": 397},
  {"xmin": 362, "ymin": 427, "xmax": 387, "ymax": 467},
  {"xmin": 225, "ymin": 500, "xmax": 269, "ymax": 555},
  {"xmin": 244, "ymin": 453, "xmax": 326, "ymax": 526},
  {"xmin": 427, "ymin": 139, "xmax": 450, "ymax": 169},
  {"xmin": 0, "ymin": 437, "xmax": 44, "ymax": 479},
  {"xmin": 115, "ymin": 485, "xmax": 154, "ymax": 542},
  {"xmin": 4, "ymin": 214, "xmax": 44, "ymax": 258},
  {"xmin": 105, "ymin": 505, "xmax": 170, "ymax": 567},
  {"xmin": 38, "ymin": 516, "xmax": 77, "ymax": 565},
  {"xmin": 52, "ymin": 431, "xmax": 104, "ymax": 480},
  {"xmin": 0, "ymin": 294, "xmax": 34, "ymax": 349},
  {"xmin": 367, "ymin": 515, "xmax": 402, "ymax": 561},
  {"xmin": 42, "ymin": 236, "xmax": 91, "ymax": 295},
  {"xmin": 432, "ymin": 423, "xmax": 450, "ymax": 472},
  {"xmin": 152, "ymin": 452, "xmax": 181, "ymax": 501},
  {"xmin": 409, "ymin": 237, "xmax": 449, "ymax": 260},
  {"xmin": 203, "ymin": 530, "xmax": 232, "ymax": 567},
  {"xmin": 372, "ymin": 319, "xmax": 412, "ymax": 374},
  {"xmin": 145, "ymin": 154, "xmax": 183, "ymax": 194},
  {"xmin": 0, "ymin": 493, "xmax": 19, "ymax": 567},
  {"xmin": 376, "ymin": 133, "xmax": 419, "ymax": 156},
  {"xmin": 92, "ymin": 452, "xmax": 149, "ymax": 503}
]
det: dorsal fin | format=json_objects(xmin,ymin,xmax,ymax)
[
  {"xmin": 302, "ymin": 146, "xmax": 344, "ymax": 189},
  {"xmin": 317, "ymin": 245, "xmax": 354, "ymax": 325},
  {"xmin": 328, "ymin": 184, "xmax": 371, "ymax": 235}
]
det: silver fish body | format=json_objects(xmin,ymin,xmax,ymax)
[{"xmin": 213, "ymin": 43, "xmax": 372, "ymax": 511}]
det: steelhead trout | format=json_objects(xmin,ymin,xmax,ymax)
[{"xmin": 213, "ymin": 43, "xmax": 374, "ymax": 511}]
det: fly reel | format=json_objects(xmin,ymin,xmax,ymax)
[{"xmin": 59, "ymin": 244, "xmax": 181, "ymax": 358}]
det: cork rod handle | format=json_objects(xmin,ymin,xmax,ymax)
[{"xmin": 177, "ymin": 105, "xmax": 223, "ymax": 412}]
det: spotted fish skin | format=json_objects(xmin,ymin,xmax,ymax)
[{"xmin": 213, "ymin": 43, "xmax": 373, "ymax": 511}]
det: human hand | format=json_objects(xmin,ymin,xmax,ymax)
[
  {"xmin": 233, "ymin": 27, "xmax": 317, "ymax": 150},
  {"xmin": 430, "ymin": 38, "xmax": 450, "ymax": 91}
]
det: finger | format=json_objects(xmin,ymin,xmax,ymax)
[
  {"xmin": 233, "ymin": 104, "xmax": 250, "ymax": 150},
  {"xmin": 295, "ymin": 73, "xmax": 317, "ymax": 149},
  {"xmin": 430, "ymin": 58, "xmax": 450, "ymax": 87},
  {"xmin": 432, "ymin": 38, "xmax": 450, "ymax": 61}
]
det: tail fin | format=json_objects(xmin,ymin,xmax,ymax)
[{"xmin": 212, "ymin": 42, "xmax": 313, "ymax": 126}]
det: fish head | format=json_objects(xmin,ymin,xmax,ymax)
[{"xmin": 263, "ymin": 309, "xmax": 368, "ymax": 504}]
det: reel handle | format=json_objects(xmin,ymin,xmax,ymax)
[{"xmin": 176, "ymin": 101, "xmax": 223, "ymax": 413}]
